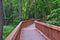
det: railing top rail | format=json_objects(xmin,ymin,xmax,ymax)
[
  {"xmin": 5, "ymin": 22, "xmax": 23, "ymax": 40},
  {"xmin": 35, "ymin": 21, "xmax": 60, "ymax": 31}
]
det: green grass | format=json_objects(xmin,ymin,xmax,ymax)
[{"xmin": 3, "ymin": 25, "xmax": 15, "ymax": 40}]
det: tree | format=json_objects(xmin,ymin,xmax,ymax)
[
  {"xmin": 0, "ymin": 0, "xmax": 3, "ymax": 40},
  {"xmin": 19, "ymin": 0, "xmax": 22, "ymax": 20}
]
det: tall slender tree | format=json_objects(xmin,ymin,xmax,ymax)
[
  {"xmin": 19, "ymin": 0, "xmax": 22, "ymax": 20},
  {"xmin": 0, "ymin": 0, "xmax": 3, "ymax": 40}
]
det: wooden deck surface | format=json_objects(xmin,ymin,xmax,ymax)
[{"xmin": 21, "ymin": 23, "xmax": 45, "ymax": 40}]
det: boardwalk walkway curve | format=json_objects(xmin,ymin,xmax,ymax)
[{"xmin": 5, "ymin": 19, "xmax": 60, "ymax": 40}]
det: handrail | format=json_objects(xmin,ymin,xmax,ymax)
[
  {"xmin": 5, "ymin": 19, "xmax": 34, "ymax": 40},
  {"xmin": 35, "ymin": 21, "xmax": 60, "ymax": 31},
  {"xmin": 35, "ymin": 21, "xmax": 60, "ymax": 40},
  {"xmin": 5, "ymin": 22, "xmax": 23, "ymax": 40}
]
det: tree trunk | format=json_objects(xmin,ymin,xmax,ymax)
[
  {"xmin": 19, "ymin": 0, "xmax": 22, "ymax": 21},
  {"xmin": 2, "ymin": 0, "xmax": 6, "ymax": 25},
  {"xmin": 0, "ymin": 0, "xmax": 3, "ymax": 40}
]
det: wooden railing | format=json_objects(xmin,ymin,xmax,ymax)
[
  {"xmin": 5, "ymin": 19, "xmax": 60, "ymax": 40},
  {"xmin": 5, "ymin": 19, "xmax": 34, "ymax": 40},
  {"xmin": 35, "ymin": 21, "xmax": 60, "ymax": 40},
  {"xmin": 5, "ymin": 22, "xmax": 22, "ymax": 40}
]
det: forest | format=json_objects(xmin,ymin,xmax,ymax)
[{"xmin": 2, "ymin": 0, "xmax": 60, "ymax": 40}]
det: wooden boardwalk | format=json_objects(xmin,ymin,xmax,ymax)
[
  {"xmin": 5, "ymin": 20, "xmax": 60, "ymax": 40},
  {"xmin": 21, "ymin": 23, "xmax": 45, "ymax": 40}
]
